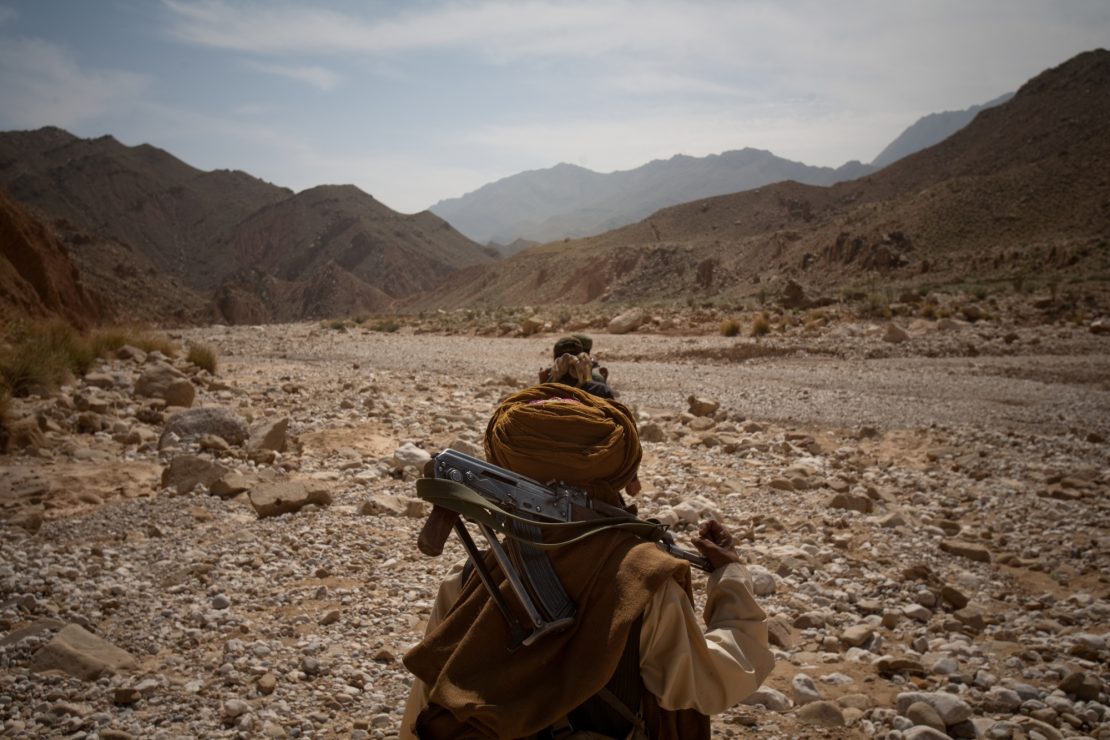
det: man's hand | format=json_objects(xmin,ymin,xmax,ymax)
[{"xmin": 692, "ymin": 520, "xmax": 742, "ymax": 570}]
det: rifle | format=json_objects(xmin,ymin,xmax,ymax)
[{"xmin": 416, "ymin": 449, "xmax": 712, "ymax": 648}]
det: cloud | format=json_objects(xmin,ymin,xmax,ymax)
[
  {"xmin": 0, "ymin": 6, "xmax": 17, "ymax": 25},
  {"xmin": 0, "ymin": 37, "xmax": 149, "ymax": 128},
  {"xmin": 247, "ymin": 61, "xmax": 339, "ymax": 90}
]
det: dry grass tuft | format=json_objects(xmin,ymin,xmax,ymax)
[
  {"xmin": 0, "ymin": 321, "xmax": 178, "ymax": 397},
  {"xmin": 720, "ymin": 319, "xmax": 741, "ymax": 337},
  {"xmin": 750, "ymin": 313, "xmax": 771, "ymax": 337},
  {"xmin": 187, "ymin": 343, "xmax": 218, "ymax": 374}
]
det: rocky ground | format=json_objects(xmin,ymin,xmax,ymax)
[{"xmin": 1, "ymin": 313, "xmax": 1108, "ymax": 739}]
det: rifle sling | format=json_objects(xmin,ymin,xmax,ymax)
[{"xmin": 415, "ymin": 478, "xmax": 669, "ymax": 550}]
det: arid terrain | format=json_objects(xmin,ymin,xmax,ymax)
[{"xmin": 2, "ymin": 309, "xmax": 1108, "ymax": 739}]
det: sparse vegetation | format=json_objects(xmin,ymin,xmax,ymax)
[
  {"xmin": 0, "ymin": 321, "xmax": 178, "ymax": 397},
  {"xmin": 187, "ymin": 343, "xmax": 218, "ymax": 374},
  {"xmin": 328, "ymin": 320, "xmax": 349, "ymax": 332},
  {"xmin": 370, "ymin": 319, "xmax": 401, "ymax": 333},
  {"xmin": 860, "ymin": 292, "xmax": 892, "ymax": 319},
  {"xmin": 720, "ymin": 319, "xmax": 741, "ymax": 337},
  {"xmin": 750, "ymin": 313, "xmax": 771, "ymax": 337}
]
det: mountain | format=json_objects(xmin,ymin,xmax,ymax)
[
  {"xmin": 870, "ymin": 93, "xmax": 1014, "ymax": 170},
  {"xmin": 0, "ymin": 189, "xmax": 107, "ymax": 326},
  {"xmin": 0, "ymin": 128, "xmax": 494, "ymax": 323},
  {"xmin": 416, "ymin": 50, "xmax": 1110, "ymax": 309},
  {"xmin": 430, "ymin": 151, "xmax": 872, "ymax": 246}
]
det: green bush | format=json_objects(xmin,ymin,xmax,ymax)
[
  {"xmin": 720, "ymin": 319, "xmax": 741, "ymax": 337},
  {"xmin": 187, "ymin": 343, "xmax": 218, "ymax": 374}
]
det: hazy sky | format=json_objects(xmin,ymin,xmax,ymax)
[{"xmin": 0, "ymin": 1, "xmax": 1106, "ymax": 213}]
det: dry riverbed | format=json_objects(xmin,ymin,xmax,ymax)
[{"xmin": 2, "ymin": 319, "xmax": 1109, "ymax": 739}]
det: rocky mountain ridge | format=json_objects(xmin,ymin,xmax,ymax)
[
  {"xmin": 0, "ymin": 130, "xmax": 493, "ymax": 324},
  {"xmin": 417, "ymin": 50, "xmax": 1110, "ymax": 310},
  {"xmin": 431, "ymin": 150, "xmax": 871, "ymax": 247}
]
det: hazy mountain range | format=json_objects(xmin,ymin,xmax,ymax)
[
  {"xmin": 2, "ymin": 51, "xmax": 1105, "ymax": 326},
  {"xmin": 418, "ymin": 50, "xmax": 1109, "ymax": 309},
  {"xmin": 431, "ymin": 94, "xmax": 1014, "ymax": 249},
  {"xmin": 0, "ymin": 129, "xmax": 492, "ymax": 323}
]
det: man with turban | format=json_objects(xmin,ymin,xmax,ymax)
[{"xmin": 402, "ymin": 384, "xmax": 773, "ymax": 739}]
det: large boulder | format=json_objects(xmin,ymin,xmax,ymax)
[
  {"xmin": 135, "ymin": 362, "xmax": 194, "ymax": 408},
  {"xmin": 159, "ymin": 407, "xmax": 250, "ymax": 450},
  {"xmin": 30, "ymin": 624, "xmax": 137, "ymax": 680},
  {"xmin": 607, "ymin": 308, "xmax": 644, "ymax": 335}
]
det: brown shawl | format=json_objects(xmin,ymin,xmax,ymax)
[{"xmin": 404, "ymin": 531, "xmax": 701, "ymax": 739}]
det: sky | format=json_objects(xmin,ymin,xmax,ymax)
[{"xmin": 0, "ymin": 1, "xmax": 1107, "ymax": 214}]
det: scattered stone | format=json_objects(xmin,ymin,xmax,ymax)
[
  {"xmin": 829, "ymin": 491, "xmax": 873, "ymax": 513},
  {"xmin": 159, "ymin": 407, "xmax": 250, "ymax": 449},
  {"xmin": 883, "ymin": 323, "xmax": 910, "ymax": 343},
  {"xmin": 607, "ymin": 308, "xmax": 644, "ymax": 334},
  {"xmin": 796, "ymin": 700, "xmax": 845, "ymax": 727},
  {"xmin": 791, "ymin": 673, "xmax": 821, "ymax": 705},
  {"xmin": 939, "ymin": 539, "xmax": 991, "ymax": 563},
  {"xmin": 393, "ymin": 442, "xmax": 432, "ymax": 468},
  {"xmin": 906, "ymin": 701, "xmax": 946, "ymax": 732},
  {"xmin": 135, "ymin": 362, "xmax": 195, "ymax": 407},
  {"xmin": 161, "ymin": 455, "xmax": 229, "ymax": 494},
  {"xmin": 30, "ymin": 624, "xmax": 137, "ymax": 680},
  {"xmin": 687, "ymin": 396, "xmax": 720, "ymax": 417},
  {"xmin": 766, "ymin": 615, "xmax": 795, "ymax": 649},
  {"xmin": 210, "ymin": 472, "xmax": 252, "ymax": 498},
  {"xmin": 248, "ymin": 417, "xmax": 289, "ymax": 453},
  {"xmin": 249, "ymin": 480, "xmax": 333, "ymax": 518},
  {"xmin": 742, "ymin": 687, "xmax": 792, "ymax": 711},
  {"xmin": 840, "ymin": 624, "xmax": 874, "ymax": 648}
]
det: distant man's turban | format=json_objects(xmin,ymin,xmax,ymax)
[{"xmin": 484, "ymin": 383, "xmax": 640, "ymax": 504}]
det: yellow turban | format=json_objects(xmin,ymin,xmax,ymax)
[{"xmin": 484, "ymin": 383, "xmax": 641, "ymax": 505}]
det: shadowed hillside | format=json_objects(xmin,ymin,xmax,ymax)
[
  {"xmin": 0, "ymin": 189, "xmax": 106, "ymax": 326},
  {"xmin": 0, "ymin": 129, "xmax": 494, "ymax": 323}
]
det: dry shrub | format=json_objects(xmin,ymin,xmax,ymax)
[
  {"xmin": 720, "ymin": 319, "xmax": 741, "ymax": 337},
  {"xmin": 187, "ymin": 343, "xmax": 218, "ymax": 374},
  {"xmin": 750, "ymin": 313, "xmax": 771, "ymax": 337},
  {"xmin": 0, "ymin": 321, "xmax": 178, "ymax": 397},
  {"xmin": 0, "ymin": 320, "xmax": 83, "ymax": 395}
]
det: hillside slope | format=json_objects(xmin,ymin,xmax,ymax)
[
  {"xmin": 870, "ymin": 93, "xmax": 1014, "ymax": 170},
  {"xmin": 0, "ymin": 129, "xmax": 495, "ymax": 323},
  {"xmin": 0, "ymin": 189, "xmax": 107, "ymax": 326}
]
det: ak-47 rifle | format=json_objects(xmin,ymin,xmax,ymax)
[{"xmin": 416, "ymin": 449, "xmax": 711, "ymax": 648}]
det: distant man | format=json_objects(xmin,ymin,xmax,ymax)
[{"xmin": 538, "ymin": 334, "xmax": 614, "ymax": 398}]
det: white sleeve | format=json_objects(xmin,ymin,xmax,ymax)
[{"xmin": 638, "ymin": 563, "xmax": 775, "ymax": 714}]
